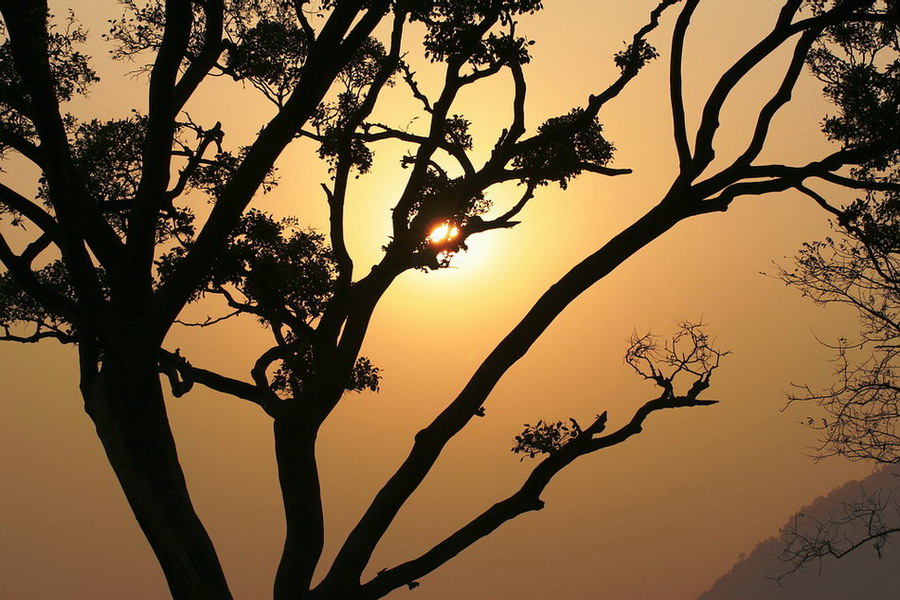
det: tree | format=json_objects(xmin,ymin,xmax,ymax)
[
  {"xmin": 774, "ymin": 1, "xmax": 900, "ymax": 576},
  {"xmin": 0, "ymin": 1, "xmax": 897, "ymax": 599}
]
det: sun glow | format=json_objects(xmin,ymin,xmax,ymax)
[{"xmin": 428, "ymin": 223, "xmax": 460, "ymax": 244}]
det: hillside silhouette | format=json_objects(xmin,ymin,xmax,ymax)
[{"xmin": 699, "ymin": 466, "xmax": 900, "ymax": 600}]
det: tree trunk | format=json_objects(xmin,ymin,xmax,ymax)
[
  {"xmin": 83, "ymin": 346, "xmax": 232, "ymax": 600},
  {"xmin": 273, "ymin": 412, "xmax": 325, "ymax": 600}
]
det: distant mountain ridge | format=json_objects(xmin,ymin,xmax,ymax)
[{"xmin": 698, "ymin": 467, "xmax": 900, "ymax": 600}]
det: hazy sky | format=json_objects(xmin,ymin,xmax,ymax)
[{"xmin": 0, "ymin": 1, "xmax": 881, "ymax": 599}]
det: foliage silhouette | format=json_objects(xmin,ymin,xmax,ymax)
[
  {"xmin": 0, "ymin": 1, "xmax": 898, "ymax": 599},
  {"xmin": 773, "ymin": 0, "xmax": 900, "ymax": 577}
]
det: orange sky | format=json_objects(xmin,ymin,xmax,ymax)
[{"xmin": 0, "ymin": 1, "xmax": 878, "ymax": 599}]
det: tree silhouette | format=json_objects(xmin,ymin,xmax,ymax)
[
  {"xmin": 775, "ymin": 1, "xmax": 900, "ymax": 571},
  {"xmin": 0, "ymin": 1, "xmax": 898, "ymax": 599}
]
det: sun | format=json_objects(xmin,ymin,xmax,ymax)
[{"xmin": 428, "ymin": 223, "xmax": 460, "ymax": 244}]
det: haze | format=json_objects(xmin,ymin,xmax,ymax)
[{"xmin": 0, "ymin": 1, "xmax": 880, "ymax": 599}]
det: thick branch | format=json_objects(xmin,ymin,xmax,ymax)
[
  {"xmin": 361, "ymin": 394, "xmax": 716, "ymax": 598},
  {"xmin": 0, "ymin": 232, "xmax": 76, "ymax": 320},
  {"xmin": 151, "ymin": 1, "xmax": 391, "ymax": 340},
  {"xmin": 173, "ymin": 0, "xmax": 225, "ymax": 109},
  {"xmin": 689, "ymin": 0, "xmax": 806, "ymax": 178},
  {"xmin": 0, "ymin": 125, "xmax": 44, "ymax": 166},
  {"xmin": 327, "ymin": 197, "xmax": 692, "ymax": 583},
  {"xmin": 0, "ymin": 0, "xmax": 122, "ymax": 286},
  {"xmin": 732, "ymin": 27, "xmax": 821, "ymax": 169},
  {"xmin": 159, "ymin": 349, "xmax": 283, "ymax": 418},
  {"xmin": 669, "ymin": 0, "xmax": 699, "ymax": 168},
  {"xmin": 0, "ymin": 181, "xmax": 59, "ymax": 238},
  {"xmin": 127, "ymin": 0, "xmax": 195, "ymax": 290}
]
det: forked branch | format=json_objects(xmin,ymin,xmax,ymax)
[{"xmin": 359, "ymin": 323, "xmax": 724, "ymax": 598}]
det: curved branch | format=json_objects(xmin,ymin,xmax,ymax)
[
  {"xmin": 327, "ymin": 197, "xmax": 691, "ymax": 584},
  {"xmin": 0, "ymin": 125, "xmax": 44, "ymax": 166},
  {"xmin": 159, "ymin": 348, "xmax": 283, "ymax": 418},
  {"xmin": 669, "ymin": 0, "xmax": 699, "ymax": 168},
  {"xmin": 690, "ymin": 0, "xmax": 806, "ymax": 178},
  {"xmin": 173, "ymin": 0, "xmax": 225, "ymax": 109},
  {"xmin": 0, "ymin": 232, "xmax": 76, "ymax": 320},
  {"xmin": 509, "ymin": 0, "xmax": 681, "ymax": 160},
  {"xmin": 0, "ymin": 181, "xmax": 59, "ymax": 238},
  {"xmin": 731, "ymin": 26, "xmax": 821, "ymax": 169},
  {"xmin": 0, "ymin": 0, "xmax": 122, "ymax": 282},
  {"xmin": 360, "ymin": 393, "xmax": 716, "ymax": 598}
]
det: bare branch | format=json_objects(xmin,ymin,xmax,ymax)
[
  {"xmin": 775, "ymin": 482, "xmax": 900, "ymax": 580},
  {"xmin": 327, "ymin": 196, "xmax": 692, "ymax": 584},
  {"xmin": 174, "ymin": 309, "xmax": 240, "ymax": 328},
  {"xmin": 1, "ymin": 322, "xmax": 74, "ymax": 344},
  {"xmin": 399, "ymin": 61, "xmax": 433, "ymax": 113},
  {"xmin": 361, "ymin": 324, "xmax": 724, "ymax": 598},
  {"xmin": 669, "ymin": 0, "xmax": 699, "ymax": 168},
  {"xmin": 690, "ymin": 0, "xmax": 806, "ymax": 178},
  {"xmin": 159, "ymin": 348, "xmax": 284, "ymax": 418},
  {"xmin": 166, "ymin": 120, "xmax": 224, "ymax": 202}
]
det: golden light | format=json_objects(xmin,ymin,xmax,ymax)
[{"xmin": 428, "ymin": 223, "xmax": 460, "ymax": 244}]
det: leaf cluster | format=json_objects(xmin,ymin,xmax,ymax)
[
  {"xmin": 271, "ymin": 345, "xmax": 381, "ymax": 397},
  {"xmin": 0, "ymin": 260, "xmax": 74, "ymax": 336},
  {"xmin": 806, "ymin": 1, "xmax": 900, "ymax": 171},
  {"xmin": 0, "ymin": 12, "xmax": 98, "ymax": 158},
  {"xmin": 613, "ymin": 38, "xmax": 660, "ymax": 73},
  {"xmin": 408, "ymin": 0, "xmax": 542, "ymax": 65},
  {"xmin": 162, "ymin": 210, "xmax": 337, "ymax": 322},
  {"xmin": 225, "ymin": 18, "xmax": 306, "ymax": 91},
  {"xmin": 512, "ymin": 417, "xmax": 582, "ymax": 459},
  {"xmin": 310, "ymin": 37, "xmax": 396, "ymax": 174},
  {"xmin": 512, "ymin": 108, "xmax": 615, "ymax": 189},
  {"xmin": 32, "ymin": 112, "xmax": 197, "ymax": 240}
]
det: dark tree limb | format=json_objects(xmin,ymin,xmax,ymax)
[
  {"xmin": 508, "ymin": 0, "xmax": 681, "ymax": 160},
  {"xmin": 689, "ymin": 0, "xmax": 806, "ymax": 179},
  {"xmin": 291, "ymin": 0, "xmax": 316, "ymax": 44},
  {"xmin": 399, "ymin": 61, "xmax": 433, "ymax": 114},
  {"xmin": 165, "ymin": 121, "xmax": 224, "ymax": 202},
  {"xmin": 818, "ymin": 172, "xmax": 900, "ymax": 193},
  {"xmin": 793, "ymin": 184, "xmax": 845, "ymax": 220},
  {"xmin": 127, "ymin": 0, "xmax": 197, "ymax": 289},
  {"xmin": 0, "ymin": 125, "xmax": 44, "ymax": 166},
  {"xmin": 326, "ymin": 198, "xmax": 692, "ymax": 585},
  {"xmin": 361, "ymin": 362, "xmax": 720, "ymax": 599},
  {"xmin": 151, "ymin": 1, "xmax": 391, "ymax": 341},
  {"xmin": 159, "ymin": 348, "xmax": 284, "ymax": 418},
  {"xmin": 328, "ymin": 8, "xmax": 407, "ymax": 299},
  {"xmin": 173, "ymin": 0, "xmax": 225, "ymax": 109},
  {"xmin": 732, "ymin": 27, "xmax": 822, "ymax": 170},
  {"xmin": 0, "ymin": 231, "xmax": 76, "ymax": 320},
  {"xmin": 669, "ymin": 0, "xmax": 699, "ymax": 169},
  {"xmin": 0, "ymin": 322, "xmax": 74, "ymax": 344},
  {"xmin": 0, "ymin": 0, "xmax": 122, "ymax": 282},
  {"xmin": 20, "ymin": 232, "xmax": 53, "ymax": 267},
  {"xmin": 0, "ymin": 181, "xmax": 59, "ymax": 238}
]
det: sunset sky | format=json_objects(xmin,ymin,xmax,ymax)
[{"xmin": 0, "ymin": 1, "xmax": 882, "ymax": 599}]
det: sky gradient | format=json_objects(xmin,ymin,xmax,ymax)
[{"xmin": 0, "ymin": 1, "xmax": 883, "ymax": 598}]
